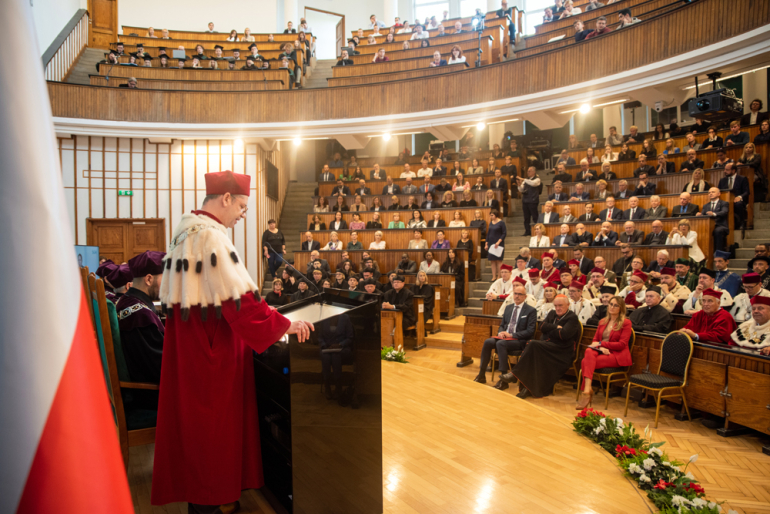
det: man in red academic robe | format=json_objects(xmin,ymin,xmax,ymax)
[
  {"xmin": 680, "ymin": 288, "xmax": 737, "ymax": 344},
  {"xmin": 152, "ymin": 171, "xmax": 314, "ymax": 513}
]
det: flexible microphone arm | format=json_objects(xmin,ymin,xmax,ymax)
[{"xmin": 265, "ymin": 243, "xmax": 322, "ymax": 297}]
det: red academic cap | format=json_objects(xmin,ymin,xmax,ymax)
[
  {"xmin": 702, "ymin": 288, "xmax": 722, "ymax": 299},
  {"xmin": 660, "ymin": 267, "xmax": 676, "ymax": 276},
  {"xmin": 590, "ymin": 267, "xmax": 605, "ymax": 275},
  {"xmin": 545, "ymin": 281, "xmax": 559, "ymax": 289},
  {"xmin": 751, "ymin": 295, "xmax": 770, "ymax": 306},
  {"xmin": 204, "ymin": 170, "xmax": 251, "ymax": 197},
  {"xmin": 632, "ymin": 270, "xmax": 648, "ymax": 282},
  {"xmin": 528, "ymin": 268, "xmax": 540, "ymax": 277},
  {"xmin": 541, "ymin": 252, "xmax": 555, "ymax": 260},
  {"xmin": 742, "ymin": 272, "xmax": 761, "ymax": 284},
  {"xmin": 512, "ymin": 276, "xmax": 526, "ymax": 285},
  {"xmin": 500, "ymin": 264, "xmax": 513, "ymax": 271},
  {"xmin": 568, "ymin": 259, "xmax": 580, "ymax": 266}
]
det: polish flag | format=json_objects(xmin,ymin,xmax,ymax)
[{"xmin": 0, "ymin": 1, "xmax": 133, "ymax": 512}]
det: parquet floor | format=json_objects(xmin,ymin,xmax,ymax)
[
  {"xmin": 407, "ymin": 347, "xmax": 770, "ymax": 514},
  {"xmin": 126, "ymin": 346, "xmax": 770, "ymax": 514}
]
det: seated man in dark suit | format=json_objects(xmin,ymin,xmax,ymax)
[
  {"xmin": 624, "ymin": 196, "xmax": 648, "ymax": 220},
  {"xmin": 382, "ymin": 275, "xmax": 416, "ymax": 336},
  {"xmin": 646, "ymin": 195, "xmax": 668, "ymax": 219},
  {"xmin": 381, "ymin": 176, "xmax": 401, "ymax": 195},
  {"xmin": 717, "ymin": 162, "xmax": 750, "ymax": 229},
  {"xmin": 569, "ymin": 183, "xmax": 590, "ymax": 201},
  {"xmin": 671, "ymin": 192, "xmax": 700, "ymax": 217},
  {"xmin": 332, "ymin": 179, "xmax": 351, "ymax": 196},
  {"xmin": 642, "ymin": 220, "xmax": 669, "ymax": 245},
  {"xmin": 568, "ymin": 223, "xmax": 594, "ymax": 247},
  {"xmin": 555, "ymin": 150, "xmax": 576, "ymax": 168},
  {"xmin": 548, "ymin": 181, "xmax": 569, "ymax": 202},
  {"xmin": 740, "ymin": 99, "xmax": 769, "ymax": 126},
  {"xmin": 319, "ymin": 164, "xmax": 335, "ymax": 182},
  {"xmin": 598, "ymin": 196, "xmax": 624, "ymax": 221},
  {"xmin": 474, "ymin": 284, "xmax": 538, "ymax": 389},
  {"xmin": 655, "ymin": 154, "xmax": 676, "ymax": 175},
  {"xmin": 301, "ymin": 231, "xmax": 321, "ymax": 252},
  {"xmin": 433, "ymin": 158, "xmax": 448, "ymax": 177},
  {"xmin": 679, "ymin": 149, "xmax": 705, "ymax": 172},
  {"xmin": 370, "ymin": 163, "xmax": 387, "ymax": 181},
  {"xmin": 615, "ymin": 180, "xmax": 632, "ymax": 200},
  {"xmin": 633, "ymin": 172, "xmax": 656, "ymax": 197},
  {"xmin": 617, "ymin": 221, "xmax": 644, "ymax": 245},
  {"xmin": 645, "ymin": 249, "xmax": 675, "ymax": 278},
  {"xmin": 355, "ymin": 179, "xmax": 371, "ymax": 196},
  {"xmin": 575, "ymin": 160, "xmax": 597, "ymax": 182},
  {"xmin": 578, "ymin": 203, "xmax": 601, "ymax": 222},
  {"xmin": 552, "ymin": 163, "xmax": 573, "ymax": 184},
  {"xmin": 698, "ymin": 187, "xmax": 730, "ymax": 252},
  {"xmin": 572, "ymin": 246, "xmax": 594, "ymax": 274},
  {"xmin": 633, "ymin": 155, "xmax": 655, "ymax": 177},
  {"xmin": 593, "ymin": 222, "xmax": 619, "ymax": 246},
  {"xmin": 537, "ymin": 201, "xmax": 561, "ymax": 224}
]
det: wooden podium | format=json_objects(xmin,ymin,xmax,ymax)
[{"xmin": 253, "ymin": 289, "xmax": 383, "ymax": 514}]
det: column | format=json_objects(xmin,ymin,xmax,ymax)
[
  {"xmin": 284, "ymin": 0, "xmax": 298, "ymax": 28},
  {"xmin": 384, "ymin": 0, "xmax": 398, "ymax": 27}
]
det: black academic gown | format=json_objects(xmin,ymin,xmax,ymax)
[
  {"xmin": 383, "ymin": 287, "xmax": 415, "ymax": 331},
  {"xmin": 441, "ymin": 259, "xmax": 465, "ymax": 306},
  {"xmin": 586, "ymin": 305, "xmax": 607, "ymax": 326},
  {"xmin": 115, "ymin": 288, "xmax": 164, "ymax": 384},
  {"xmin": 628, "ymin": 304, "xmax": 672, "ymax": 334},
  {"xmin": 410, "ymin": 283, "xmax": 435, "ymax": 322},
  {"xmin": 290, "ymin": 288, "xmax": 314, "ymax": 302},
  {"xmin": 265, "ymin": 291, "xmax": 287, "ymax": 307},
  {"xmin": 512, "ymin": 309, "xmax": 580, "ymax": 397}
]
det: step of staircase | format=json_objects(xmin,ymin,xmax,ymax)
[
  {"xmin": 66, "ymin": 47, "xmax": 105, "ymax": 85},
  {"xmin": 304, "ymin": 59, "xmax": 336, "ymax": 88},
  {"xmin": 425, "ymin": 331, "xmax": 462, "ymax": 350},
  {"xmin": 440, "ymin": 316, "xmax": 465, "ymax": 333}
]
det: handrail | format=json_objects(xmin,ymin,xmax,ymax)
[
  {"xmin": 43, "ymin": 9, "xmax": 88, "ymax": 82},
  {"xmin": 46, "ymin": 0, "xmax": 769, "ymax": 124}
]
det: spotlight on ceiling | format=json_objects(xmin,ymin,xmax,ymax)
[
  {"xmin": 476, "ymin": 122, "xmax": 486, "ymax": 131},
  {"xmin": 579, "ymin": 104, "xmax": 591, "ymax": 114},
  {"xmin": 293, "ymin": 137, "xmax": 302, "ymax": 146},
  {"xmin": 383, "ymin": 133, "xmax": 391, "ymax": 141}
]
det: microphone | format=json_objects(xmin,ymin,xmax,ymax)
[{"xmin": 265, "ymin": 243, "xmax": 322, "ymax": 297}]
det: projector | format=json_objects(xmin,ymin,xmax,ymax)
[{"xmin": 688, "ymin": 88, "xmax": 743, "ymax": 121}]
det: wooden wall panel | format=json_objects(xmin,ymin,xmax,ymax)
[{"xmin": 58, "ymin": 136, "xmax": 287, "ymax": 286}]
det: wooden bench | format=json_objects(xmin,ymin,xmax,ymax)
[
  {"xmin": 312, "ymin": 191, "xmax": 500, "ymax": 210},
  {"xmin": 524, "ymin": 245, "xmax": 689, "ymax": 270},
  {"xmin": 380, "ymin": 295, "xmax": 427, "ymax": 350},
  {"xmin": 114, "ymin": 54, "xmax": 300, "ymax": 76},
  {"xmin": 89, "ymin": 75, "xmax": 285, "ymax": 91},
  {"xmin": 306, "ymin": 206, "xmax": 490, "ymax": 229},
  {"xmin": 121, "ymin": 27, "xmax": 308, "ymax": 43},
  {"xmin": 352, "ymin": 31, "xmax": 491, "ymax": 54},
  {"xmin": 531, "ymin": 0, "xmax": 649, "ymax": 34},
  {"xmin": 348, "ymin": 37, "xmax": 492, "ymax": 65},
  {"xmin": 328, "ymin": 63, "xmax": 469, "ymax": 87},
  {"xmin": 96, "ymin": 65, "xmax": 291, "ymax": 84},
  {"xmin": 331, "ymin": 49, "xmax": 482, "ymax": 78},
  {"xmin": 110, "ymin": 42, "xmax": 292, "ymax": 56},
  {"xmin": 321, "ymin": 157, "xmax": 522, "ymax": 181},
  {"xmin": 540, "ymin": 216, "xmax": 720, "ymax": 267}
]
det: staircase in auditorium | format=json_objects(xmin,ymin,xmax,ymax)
[
  {"xmin": 303, "ymin": 59, "xmax": 336, "ymax": 88},
  {"xmin": 66, "ymin": 48, "xmax": 106, "ymax": 85},
  {"xmin": 260, "ymin": 181, "xmax": 317, "ymax": 294}
]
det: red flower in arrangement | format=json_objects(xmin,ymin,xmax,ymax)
[
  {"xmin": 615, "ymin": 445, "xmax": 638, "ymax": 458},
  {"xmin": 685, "ymin": 483, "xmax": 705, "ymax": 494},
  {"xmin": 577, "ymin": 407, "xmax": 606, "ymax": 418},
  {"xmin": 653, "ymin": 480, "xmax": 675, "ymax": 490}
]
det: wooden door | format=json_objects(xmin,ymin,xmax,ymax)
[
  {"xmin": 87, "ymin": 218, "xmax": 166, "ymax": 264},
  {"xmin": 88, "ymin": 0, "xmax": 118, "ymax": 49},
  {"xmin": 335, "ymin": 17, "xmax": 344, "ymax": 57}
]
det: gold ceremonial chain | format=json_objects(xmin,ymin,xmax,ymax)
[{"xmin": 168, "ymin": 224, "xmax": 216, "ymax": 252}]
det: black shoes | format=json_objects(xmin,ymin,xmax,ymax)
[
  {"xmin": 493, "ymin": 379, "xmax": 509, "ymax": 390},
  {"xmin": 500, "ymin": 372, "xmax": 517, "ymax": 384},
  {"xmin": 516, "ymin": 388, "xmax": 532, "ymax": 399},
  {"xmin": 473, "ymin": 375, "xmax": 486, "ymax": 384}
]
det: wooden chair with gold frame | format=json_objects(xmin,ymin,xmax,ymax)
[
  {"xmin": 575, "ymin": 329, "xmax": 636, "ymax": 409},
  {"xmin": 87, "ymin": 274, "xmax": 158, "ymax": 469},
  {"xmin": 623, "ymin": 332, "xmax": 693, "ymax": 428}
]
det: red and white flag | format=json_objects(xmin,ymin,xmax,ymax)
[{"xmin": 0, "ymin": 1, "xmax": 133, "ymax": 512}]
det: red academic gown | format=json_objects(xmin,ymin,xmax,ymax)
[
  {"xmin": 541, "ymin": 267, "xmax": 559, "ymax": 283},
  {"xmin": 682, "ymin": 308, "xmax": 737, "ymax": 345},
  {"xmin": 152, "ymin": 293, "xmax": 291, "ymax": 505}
]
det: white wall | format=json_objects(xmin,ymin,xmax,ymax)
[
  {"xmin": 58, "ymin": 136, "xmax": 287, "ymax": 286},
  {"xmin": 31, "ymin": 0, "xmax": 85, "ymax": 55},
  {"xmin": 118, "ymin": 0, "xmax": 279, "ymax": 35},
  {"xmin": 304, "ymin": 9, "xmax": 340, "ymax": 59},
  {"xmin": 743, "ymin": 72, "xmax": 768, "ymax": 114}
]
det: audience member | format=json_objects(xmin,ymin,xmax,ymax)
[
  {"xmin": 696, "ymin": 187, "xmax": 730, "ymax": 252},
  {"xmin": 680, "ymin": 288, "xmax": 737, "ymax": 344},
  {"xmin": 725, "ymin": 120, "xmax": 750, "ymax": 146},
  {"xmin": 628, "ymin": 286, "xmax": 672, "ymax": 333},
  {"xmin": 420, "ymin": 251, "xmax": 440, "ymax": 274}
]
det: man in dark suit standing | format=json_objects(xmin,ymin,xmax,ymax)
[
  {"xmin": 517, "ymin": 166, "xmax": 542, "ymax": 236},
  {"xmin": 698, "ymin": 187, "xmax": 730, "ymax": 251},
  {"xmin": 355, "ymin": 179, "xmax": 371, "ymax": 196},
  {"xmin": 578, "ymin": 203, "xmax": 601, "ymax": 222},
  {"xmin": 624, "ymin": 196, "xmax": 648, "ymax": 220},
  {"xmin": 474, "ymin": 283, "xmax": 537, "ymax": 389},
  {"xmin": 548, "ymin": 181, "xmax": 569, "ymax": 202},
  {"xmin": 718, "ymin": 162, "xmax": 750, "ymax": 229},
  {"xmin": 301, "ymin": 232, "xmax": 321, "ymax": 252},
  {"xmin": 642, "ymin": 220, "xmax": 669, "ymax": 245},
  {"xmin": 671, "ymin": 192, "xmax": 700, "ymax": 217},
  {"xmin": 319, "ymin": 164, "xmax": 335, "ymax": 182},
  {"xmin": 598, "ymin": 196, "xmax": 624, "ymax": 221},
  {"xmin": 490, "ymin": 169, "xmax": 509, "ymax": 216}
]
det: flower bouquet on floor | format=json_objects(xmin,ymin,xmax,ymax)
[{"xmin": 381, "ymin": 345, "xmax": 408, "ymax": 363}]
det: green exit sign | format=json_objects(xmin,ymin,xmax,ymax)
[{"xmin": 118, "ymin": 190, "xmax": 134, "ymax": 196}]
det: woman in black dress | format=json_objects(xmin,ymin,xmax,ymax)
[
  {"xmin": 332, "ymin": 195, "xmax": 349, "ymax": 212},
  {"xmin": 265, "ymin": 279, "xmax": 288, "ymax": 307},
  {"xmin": 411, "ymin": 271, "xmax": 435, "ymax": 328},
  {"xmin": 329, "ymin": 210, "xmax": 347, "ymax": 230},
  {"xmin": 485, "ymin": 209, "xmax": 507, "ymax": 281},
  {"xmin": 308, "ymin": 214, "xmax": 326, "ymax": 231},
  {"xmin": 441, "ymin": 249, "xmax": 466, "ymax": 307},
  {"xmin": 469, "ymin": 209, "xmax": 487, "ymax": 258},
  {"xmin": 261, "ymin": 219, "xmax": 285, "ymax": 279},
  {"xmin": 366, "ymin": 212, "xmax": 383, "ymax": 229},
  {"xmin": 281, "ymin": 268, "xmax": 297, "ymax": 295},
  {"xmin": 456, "ymin": 228, "xmax": 476, "ymax": 282}
]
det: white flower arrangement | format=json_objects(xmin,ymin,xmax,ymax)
[
  {"xmin": 642, "ymin": 458, "xmax": 656, "ymax": 471},
  {"xmin": 628, "ymin": 463, "xmax": 642, "ymax": 474},
  {"xmin": 671, "ymin": 495, "xmax": 691, "ymax": 507},
  {"xmin": 648, "ymin": 446, "xmax": 663, "ymax": 457},
  {"xmin": 691, "ymin": 498, "xmax": 708, "ymax": 508},
  {"xmin": 593, "ymin": 425, "xmax": 604, "ymax": 435},
  {"xmin": 638, "ymin": 473, "xmax": 651, "ymax": 483}
]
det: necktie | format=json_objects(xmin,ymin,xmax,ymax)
[
  {"xmin": 631, "ymin": 208, "xmax": 635, "ymax": 217},
  {"xmin": 507, "ymin": 305, "xmax": 519, "ymax": 333},
  {"xmin": 608, "ymin": 208, "xmax": 612, "ymax": 218},
  {"xmin": 712, "ymin": 202, "xmax": 716, "ymax": 211},
  {"xmin": 729, "ymin": 176, "xmax": 734, "ymax": 189},
  {"xmin": 681, "ymin": 206, "xmax": 685, "ymax": 214}
]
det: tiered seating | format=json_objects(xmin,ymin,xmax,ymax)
[
  {"xmin": 89, "ymin": 75, "xmax": 286, "ymax": 90},
  {"xmin": 346, "ymin": 38, "xmax": 490, "ymax": 66},
  {"xmin": 95, "ymin": 65, "xmax": 292, "ymax": 89},
  {"xmin": 312, "ymin": 190, "xmax": 501, "ymax": 209},
  {"xmin": 122, "ymin": 26, "xmax": 311, "ymax": 43},
  {"xmin": 331, "ymin": 49, "xmax": 482, "ymax": 79}
]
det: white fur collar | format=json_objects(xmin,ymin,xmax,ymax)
[{"xmin": 159, "ymin": 212, "xmax": 258, "ymax": 320}]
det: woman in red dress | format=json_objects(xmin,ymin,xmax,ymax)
[{"xmin": 577, "ymin": 295, "xmax": 633, "ymax": 409}]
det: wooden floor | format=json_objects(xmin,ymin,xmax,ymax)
[{"xmin": 127, "ymin": 343, "xmax": 770, "ymax": 514}]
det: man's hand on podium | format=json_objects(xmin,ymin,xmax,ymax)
[{"xmin": 287, "ymin": 320, "xmax": 315, "ymax": 342}]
